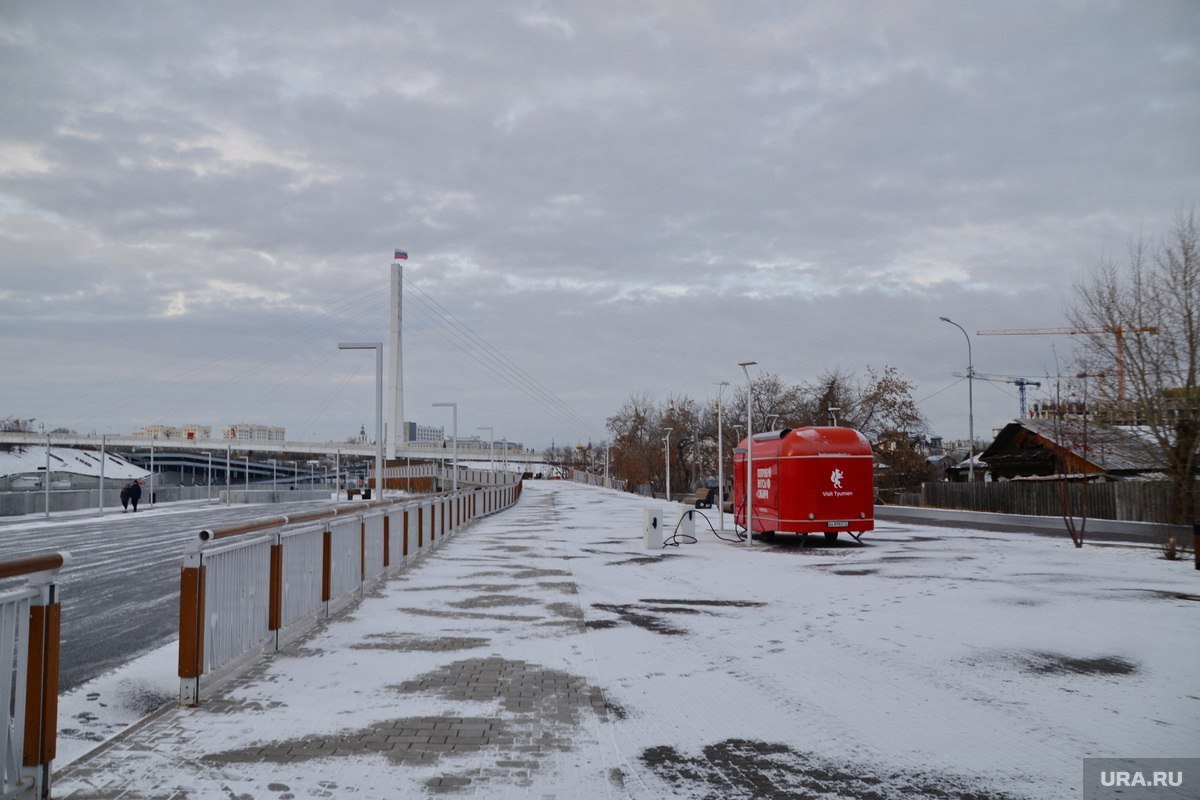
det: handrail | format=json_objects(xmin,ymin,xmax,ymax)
[
  {"xmin": 0, "ymin": 550, "xmax": 69, "ymax": 799},
  {"xmin": 179, "ymin": 478, "xmax": 525, "ymax": 706},
  {"xmin": 200, "ymin": 494, "xmax": 427, "ymax": 541},
  {"xmin": 0, "ymin": 553, "xmax": 68, "ymax": 581}
]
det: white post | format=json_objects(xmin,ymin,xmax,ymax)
[
  {"xmin": 433, "ymin": 402, "xmax": 458, "ymax": 493},
  {"xmin": 206, "ymin": 452, "xmax": 212, "ymax": 500},
  {"xmin": 940, "ymin": 317, "xmax": 975, "ymax": 483},
  {"xmin": 44, "ymin": 432, "xmax": 50, "ymax": 518},
  {"xmin": 99, "ymin": 434, "xmax": 107, "ymax": 515},
  {"xmin": 150, "ymin": 439, "xmax": 156, "ymax": 508},
  {"xmin": 387, "ymin": 258, "xmax": 405, "ymax": 461},
  {"xmin": 715, "ymin": 381, "xmax": 729, "ymax": 530},
  {"xmin": 739, "ymin": 361, "xmax": 758, "ymax": 546},
  {"xmin": 339, "ymin": 342, "xmax": 385, "ymax": 499},
  {"xmin": 663, "ymin": 427, "xmax": 673, "ymax": 502},
  {"xmin": 225, "ymin": 442, "xmax": 232, "ymax": 505}
]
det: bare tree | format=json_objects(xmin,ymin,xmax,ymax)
[
  {"xmin": 606, "ymin": 393, "xmax": 663, "ymax": 493},
  {"xmin": 1068, "ymin": 210, "xmax": 1200, "ymax": 565}
]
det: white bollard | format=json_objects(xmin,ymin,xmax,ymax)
[
  {"xmin": 679, "ymin": 507, "xmax": 695, "ymax": 539},
  {"xmin": 643, "ymin": 508, "xmax": 663, "ymax": 550}
]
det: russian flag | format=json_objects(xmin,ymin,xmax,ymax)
[{"xmin": 393, "ymin": 249, "xmax": 408, "ymax": 261}]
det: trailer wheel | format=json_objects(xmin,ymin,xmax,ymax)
[{"xmin": 824, "ymin": 532, "xmax": 839, "ymax": 542}]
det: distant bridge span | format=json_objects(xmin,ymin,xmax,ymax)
[{"xmin": 0, "ymin": 432, "xmax": 547, "ymax": 463}]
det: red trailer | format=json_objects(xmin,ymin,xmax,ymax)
[{"xmin": 733, "ymin": 427, "xmax": 874, "ymax": 541}]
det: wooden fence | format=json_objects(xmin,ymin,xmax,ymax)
[{"xmin": 915, "ymin": 481, "xmax": 1190, "ymax": 524}]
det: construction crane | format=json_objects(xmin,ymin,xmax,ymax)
[
  {"xmin": 976, "ymin": 326, "xmax": 1158, "ymax": 403},
  {"xmin": 951, "ymin": 372, "xmax": 1042, "ymax": 417}
]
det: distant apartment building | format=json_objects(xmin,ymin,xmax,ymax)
[
  {"xmin": 404, "ymin": 422, "xmax": 445, "ymax": 445},
  {"xmin": 131, "ymin": 423, "xmax": 213, "ymax": 440},
  {"xmin": 222, "ymin": 424, "xmax": 286, "ymax": 441}
]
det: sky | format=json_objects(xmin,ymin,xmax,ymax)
[{"xmin": 2, "ymin": 1, "xmax": 1198, "ymax": 450}]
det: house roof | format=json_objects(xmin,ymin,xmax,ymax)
[{"xmin": 981, "ymin": 417, "xmax": 1161, "ymax": 476}]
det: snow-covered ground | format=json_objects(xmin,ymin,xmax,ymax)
[
  {"xmin": 52, "ymin": 480, "xmax": 1199, "ymax": 799},
  {"xmin": 0, "ymin": 445, "xmax": 148, "ymax": 484}
]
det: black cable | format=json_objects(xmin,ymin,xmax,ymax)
[{"xmin": 662, "ymin": 508, "xmax": 745, "ymax": 547}]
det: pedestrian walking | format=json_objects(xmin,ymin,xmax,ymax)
[
  {"xmin": 128, "ymin": 479, "xmax": 142, "ymax": 512},
  {"xmin": 120, "ymin": 482, "xmax": 131, "ymax": 511}
]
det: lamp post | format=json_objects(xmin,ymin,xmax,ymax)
[
  {"xmin": 939, "ymin": 317, "xmax": 975, "ymax": 483},
  {"xmin": 715, "ymin": 381, "xmax": 730, "ymax": 530},
  {"xmin": 663, "ymin": 427, "xmax": 673, "ymax": 502},
  {"xmin": 205, "ymin": 451, "xmax": 212, "ymax": 500},
  {"xmin": 739, "ymin": 360, "xmax": 758, "ymax": 546},
  {"xmin": 339, "ymin": 342, "xmax": 384, "ymax": 499},
  {"xmin": 225, "ymin": 442, "xmax": 232, "ymax": 505},
  {"xmin": 269, "ymin": 458, "xmax": 277, "ymax": 495},
  {"xmin": 433, "ymin": 402, "xmax": 458, "ymax": 493},
  {"xmin": 99, "ymin": 433, "xmax": 107, "ymax": 515},
  {"xmin": 149, "ymin": 438, "xmax": 156, "ymax": 508},
  {"xmin": 308, "ymin": 460, "xmax": 320, "ymax": 488},
  {"xmin": 244, "ymin": 456, "xmax": 250, "ymax": 494},
  {"xmin": 478, "ymin": 426, "xmax": 494, "ymax": 472}
]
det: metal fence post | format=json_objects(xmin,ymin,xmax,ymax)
[
  {"xmin": 178, "ymin": 549, "xmax": 206, "ymax": 707},
  {"xmin": 21, "ymin": 562, "xmax": 65, "ymax": 798}
]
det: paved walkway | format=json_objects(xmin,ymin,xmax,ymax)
[
  {"xmin": 54, "ymin": 481, "xmax": 641, "ymax": 799},
  {"xmin": 51, "ymin": 481, "xmax": 1200, "ymax": 800}
]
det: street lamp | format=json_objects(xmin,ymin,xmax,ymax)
[
  {"xmin": 433, "ymin": 402, "xmax": 458, "ymax": 493},
  {"xmin": 939, "ymin": 317, "xmax": 975, "ymax": 483},
  {"xmin": 739, "ymin": 360, "xmax": 758, "ymax": 546},
  {"xmin": 663, "ymin": 427, "xmax": 673, "ymax": 502},
  {"xmin": 477, "ymin": 426, "xmax": 494, "ymax": 474},
  {"xmin": 269, "ymin": 458, "xmax": 277, "ymax": 494},
  {"xmin": 99, "ymin": 433, "xmax": 107, "ymax": 515},
  {"xmin": 339, "ymin": 342, "xmax": 384, "ymax": 499},
  {"xmin": 204, "ymin": 451, "xmax": 212, "ymax": 501},
  {"xmin": 714, "ymin": 381, "xmax": 730, "ymax": 530}
]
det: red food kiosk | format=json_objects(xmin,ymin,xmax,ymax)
[{"xmin": 733, "ymin": 427, "xmax": 874, "ymax": 541}]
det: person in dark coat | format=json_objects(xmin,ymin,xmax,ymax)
[
  {"xmin": 120, "ymin": 483, "xmax": 131, "ymax": 511},
  {"xmin": 128, "ymin": 480, "xmax": 142, "ymax": 511}
]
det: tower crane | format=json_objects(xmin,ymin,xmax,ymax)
[
  {"xmin": 975, "ymin": 326, "xmax": 1158, "ymax": 403},
  {"xmin": 951, "ymin": 372, "xmax": 1042, "ymax": 417}
]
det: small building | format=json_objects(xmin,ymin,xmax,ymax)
[{"xmin": 980, "ymin": 418, "xmax": 1161, "ymax": 481}]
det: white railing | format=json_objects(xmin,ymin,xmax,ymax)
[
  {"xmin": 198, "ymin": 536, "xmax": 272, "ymax": 679},
  {"xmin": 179, "ymin": 479, "xmax": 523, "ymax": 705},
  {"xmin": 327, "ymin": 516, "xmax": 363, "ymax": 603},
  {"xmin": 0, "ymin": 552, "xmax": 69, "ymax": 800},
  {"xmin": 279, "ymin": 524, "xmax": 324, "ymax": 632}
]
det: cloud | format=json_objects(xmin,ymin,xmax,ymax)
[{"xmin": 1, "ymin": 1, "xmax": 1197, "ymax": 447}]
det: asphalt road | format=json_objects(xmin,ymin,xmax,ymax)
[{"xmin": 0, "ymin": 499, "xmax": 342, "ymax": 692}]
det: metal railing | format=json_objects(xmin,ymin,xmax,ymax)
[
  {"xmin": 179, "ymin": 479, "xmax": 523, "ymax": 706},
  {"xmin": 0, "ymin": 552, "xmax": 69, "ymax": 800}
]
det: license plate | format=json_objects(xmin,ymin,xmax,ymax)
[{"xmin": 828, "ymin": 521, "xmax": 848, "ymax": 528}]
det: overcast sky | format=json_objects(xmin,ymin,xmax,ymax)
[{"xmin": 2, "ymin": 2, "xmax": 1197, "ymax": 451}]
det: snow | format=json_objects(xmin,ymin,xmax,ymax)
[
  {"xmin": 51, "ymin": 480, "xmax": 1199, "ymax": 799},
  {"xmin": 0, "ymin": 445, "xmax": 148, "ymax": 480}
]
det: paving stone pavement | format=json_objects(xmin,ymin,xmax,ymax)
[{"xmin": 52, "ymin": 484, "xmax": 632, "ymax": 799}]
